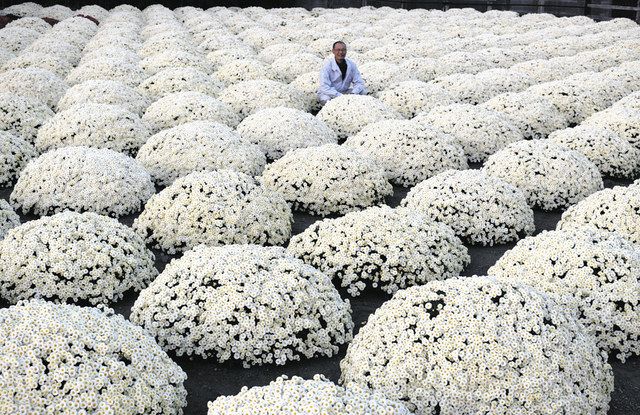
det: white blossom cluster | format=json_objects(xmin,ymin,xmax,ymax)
[
  {"xmin": 558, "ymin": 186, "xmax": 640, "ymax": 245},
  {"xmin": 0, "ymin": 199, "xmax": 20, "ymax": 240},
  {"xmin": 4, "ymin": 16, "xmax": 50, "ymax": 34},
  {"xmin": 134, "ymin": 170, "xmax": 292, "ymax": 254},
  {"xmin": 219, "ymin": 79, "xmax": 309, "ymax": 119},
  {"xmin": 140, "ymin": 50, "xmax": 212, "ymax": 76},
  {"xmin": 344, "ymin": 120, "xmax": 467, "ymax": 186},
  {"xmin": 0, "ymin": 131, "xmax": 36, "ymax": 186},
  {"xmin": 291, "ymin": 71, "xmax": 323, "ymax": 112},
  {"xmin": 378, "ymin": 80, "xmax": 456, "ymax": 119},
  {"xmin": 416, "ymin": 104, "xmax": 524, "ymax": 162},
  {"xmin": 358, "ymin": 61, "xmax": 411, "ymax": 96},
  {"xmin": 583, "ymin": 106, "xmax": 640, "ymax": 149},
  {"xmin": 402, "ymin": 169, "xmax": 535, "ymax": 245},
  {"xmin": 340, "ymin": 276, "xmax": 614, "ymax": 415},
  {"xmin": 0, "ymin": 93, "xmax": 54, "ymax": 143},
  {"xmin": 236, "ymin": 107, "xmax": 338, "ymax": 160},
  {"xmin": 261, "ymin": 144, "xmax": 393, "ymax": 216},
  {"xmin": 489, "ymin": 228, "xmax": 640, "ymax": 361},
  {"xmin": 2, "ymin": 52, "xmax": 72, "ymax": 78},
  {"xmin": 58, "ymin": 79, "xmax": 151, "ymax": 116},
  {"xmin": 130, "ymin": 245, "xmax": 353, "ymax": 367},
  {"xmin": 137, "ymin": 67, "xmax": 224, "ymax": 100},
  {"xmin": 0, "ymin": 300, "xmax": 187, "ymax": 414},
  {"xmin": 0, "ymin": 68, "xmax": 67, "ymax": 109},
  {"xmin": 272, "ymin": 53, "xmax": 323, "ymax": 83},
  {"xmin": 11, "ymin": 146, "xmax": 154, "ymax": 217},
  {"xmin": 0, "ymin": 211, "xmax": 157, "ymax": 305},
  {"xmin": 35, "ymin": 104, "xmax": 150, "ymax": 156},
  {"xmin": 0, "ymin": 26, "xmax": 40, "ymax": 53},
  {"xmin": 66, "ymin": 57, "xmax": 146, "ymax": 88},
  {"xmin": 215, "ymin": 58, "xmax": 276, "ymax": 84},
  {"xmin": 136, "ymin": 121, "xmax": 266, "ymax": 185},
  {"xmin": 288, "ymin": 205, "xmax": 469, "ymax": 296},
  {"xmin": 207, "ymin": 375, "xmax": 413, "ymax": 415},
  {"xmin": 483, "ymin": 140, "xmax": 603, "ymax": 210},
  {"xmin": 25, "ymin": 37, "xmax": 81, "ymax": 66},
  {"xmin": 317, "ymin": 95, "xmax": 403, "ymax": 140}
]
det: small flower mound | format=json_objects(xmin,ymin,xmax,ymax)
[
  {"xmin": 236, "ymin": 107, "xmax": 338, "ymax": 160},
  {"xmin": 378, "ymin": 80, "xmax": 456, "ymax": 119},
  {"xmin": 57, "ymin": 79, "xmax": 150, "ymax": 116},
  {"xmin": 0, "ymin": 68, "xmax": 68, "ymax": 109},
  {"xmin": 137, "ymin": 67, "xmax": 224, "ymax": 100},
  {"xmin": 288, "ymin": 206, "xmax": 469, "ymax": 297},
  {"xmin": 317, "ymin": 95, "xmax": 403, "ymax": 140},
  {"xmin": 0, "ymin": 300, "xmax": 187, "ymax": 414},
  {"xmin": 483, "ymin": 140, "xmax": 603, "ymax": 210},
  {"xmin": 271, "ymin": 52, "xmax": 323, "ymax": 83},
  {"xmin": 11, "ymin": 146, "xmax": 154, "ymax": 217},
  {"xmin": 558, "ymin": 186, "xmax": 640, "ymax": 245},
  {"xmin": 140, "ymin": 50, "xmax": 212, "ymax": 76},
  {"xmin": 215, "ymin": 58, "xmax": 276, "ymax": 84},
  {"xmin": 416, "ymin": 104, "xmax": 524, "ymax": 163},
  {"xmin": 130, "ymin": 245, "xmax": 353, "ymax": 366},
  {"xmin": 219, "ymin": 80, "xmax": 309, "ymax": 119},
  {"xmin": 35, "ymin": 104, "xmax": 150, "ymax": 156},
  {"xmin": 0, "ymin": 212, "xmax": 157, "ymax": 305},
  {"xmin": 583, "ymin": 106, "xmax": 640, "ymax": 149},
  {"xmin": 0, "ymin": 199, "xmax": 19, "ymax": 240},
  {"xmin": 2, "ymin": 52, "xmax": 73, "ymax": 78},
  {"xmin": 0, "ymin": 131, "xmax": 37, "ymax": 186},
  {"xmin": 66, "ymin": 58, "xmax": 145, "ymax": 88},
  {"xmin": 261, "ymin": 144, "xmax": 392, "ymax": 216},
  {"xmin": 340, "ymin": 276, "xmax": 614, "ymax": 415},
  {"xmin": 344, "ymin": 120, "xmax": 467, "ymax": 186},
  {"xmin": 136, "ymin": 121, "xmax": 266, "ymax": 186},
  {"xmin": 489, "ymin": 228, "xmax": 640, "ymax": 361},
  {"xmin": 133, "ymin": 170, "xmax": 292, "ymax": 254},
  {"xmin": 207, "ymin": 375, "xmax": 413, "ymax": 414},
  {"xmin": 358, "ymin": 61, "xmax": 411, "ymax": 96},
  {"xmin": 402, "ymin": 169, "xmax": 535, "ymax": 245},
  {"xmin": 548, "ymin": 125, "xmax": 640, "ymax": 178},
  {"xmin": 143, "ymin": 91, "xmax": 241, "ymax": 133}
]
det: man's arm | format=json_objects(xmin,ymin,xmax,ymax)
[
  {"xmin": 318, "ymin": 63, "xmax": 342, "ymax": 99},
  {"xmin": 350, "ymin": 63, "xmax": 367, "ymax": 95}
]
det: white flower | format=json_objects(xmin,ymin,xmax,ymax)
[
  {"xmin": 215, "ymin": 58, "xmax": 277, "ymax": 85},
  {"xmin": 219, "ymin": 79, "xmax": 309, "ymax": 119},
  {"xmin": 582, "ymin": 106, "xmax": 640, "ymax": 149},
  {"xmin": 24, "ymin": 37, "xmax": 81, "ymax": 65},
  {"xmin": 39, "ymin": 4, "xmax": 73, "ymax": 20},
  {"xmin": 0, "ymin": 199, "xmax": 19, "ymax": 240},
  {"xmin": 378, "ymin": 80, "xmax": 456, "ymax": 119},
  {"xmin": 79, "ymin": 46, "xmax": 141, "ymax": 67},
  {"xmin": 58, "ymin": 79, "xmax": 150, "ymax": 116},
  {"xmin": 137, "ymin": 67, "xmax": 224, "ymax": 101},
  {"xmin": 0, "ymin": 93, "xmax": 54, "ymax": 142},
  {"xmin": 0, "ymin": 131, "xmax": 37, "ymax": 186},
  {"xmin": 140, "ymin": 49, "xmax": 212, "ymax": 76},
  {"xmin": 0, "ymin": 68, "xmax": 68, "ymax": 109},
  {"xmin": 2, "ymin": 52, "xmax": 72, "ymax": 78},
  {"xmin": 358, "ymin": 61, "xmax": 412, "ymax": 97},
  {"xmin": 66, "ymin": 58, "xmax": 145, "ymax": 88},
  {"xmin": 0, "ymin": 27, "xmax": 40, "ymax": 53},
  {"xmin": 2, "ymin": 3, "xmax": 42, "ymax": 17},
  {"xmin": 271, "ymin": 52, "xmax": 324, "ymax": 83}
]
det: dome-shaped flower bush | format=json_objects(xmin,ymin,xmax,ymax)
[
  {"xmin": 558, "ymin": 186, "xmax": 640, "ymax": 244},
  {"xmin": 35, "ymin": 104, "xmax": 150, "ymax": 156},
  {"xmin": 207, "ymin": 375, "xmax": 413, "ymax": 414},
  {"xmin": 483, "ymin": 140, "xmax": 603, "ymax": 210},
  {"xmin": 2, "ymin": 52, "xmax": 73, "ymax": 78},
  {"xmin": 489, "ymin": 228, "xmax": 640, "ymax": 361},
  {"xmin": 427, "ymin": 73, "xmax": 491, "ymax": 105},
  {"xmin": 416, "ymin": 104, "xmax": 524, "ymax": 162},
  {"xmin": 358, "ymin": 61, "xmax": 411, "ymax": 96},
  {"xmin": 548, "ymin": 125, "xmax": 640, "ymax": 178},
  {"xmin": 137, "ymin": 67, "xmax": 224, "ymax": 100},
  {"xmin": 482, "ymin": 91, "xmax": 569, "ymax": 140},
  {"xmin": 134, "ymin": 170, "xmax": 292, "ymax": 254},
  {"xmin": 0, "ymin": 93, "xmax": 54, "ymax": 143},
  {"xmin": 613, "ymin": 91, "xmax": 640, "ymax": 111},
  {"xmin": 0, "ymin": 300, "xmax": 187, "ymax": 414},
  {"xmin": 66, "ymin": 58, "xmax": 145, "ymax": 88},
  {"xmin": 271, "ymin": 52, "xmax": 323, "ymax": 83},
  {"xmin": 261, "ymin": 144, "xmax": 392, "ymax": 216},
  {"xmin": 0, "ymin": 131, "xmax": 37, "ymax": 186},
  {"xmin": 11, "ymin": 146, "xmax": 154, "ymax": 217},
  {"xmin": 317, "ymin": 95, "xmax": 403, "ymax": 140},
  {"xmin": 583, "ymin": 106, "xmax": 640, "ymax": 149},
  {"xmin": 143, "ymin": 91, "xmax": 240, "ymax": 133},
  {"xmin": 0, "ymin": 212, "xmax": 157, "ymax": 305},
  {"xmin": 291, "ymin": 71, "xmax": 323, "ymax": 112},
  {"xmin": 25, "ymin": 38, "xmax": 81, "ymax": 65},
  {"xmin": 344, "ymin": 120, "xmax": 467, "ymax": 186},
  {"xmin": 5, "ymin": 16, "xmax": 50, "ymax": 34},
  {"xmin": 0, "ymin": 68, "xmax": 68, "ymax": 109},
  {"xmin": 219, "ymin": 79, "xmax": 309, "ymax": 119},
  {"xmin": 402, "ymin": 169, "xmax": 535, "ymax": 245},
  {"xmin": 215, "ymin": 58, "xmax": 276, "ymax": 84},
  {"xmin": 0, "ymin": 27, "xmax": 40, "ymax": 53},
  {"xmin": 236, "ymin": 107, "xmax": 337, "ymax": 160},
  {"xmin": 289, "ymin": 206, "xmax": 469, "ymax": 296},
  {"xmin": 136, "ymin": 121, "xmax": 265, "ymax": 185},
  {"xmin": 130, "ymin": 245, "xmax": 352, "ymax": 367},
  {"xmin": 57, "ymin": 79, "xmax": 150, "ymax": 116},
  {"xmin": 0, "ymin": 199, "xmax": 19, "ymax": 240},
  {"xmin": 340, "ymin": 276, "xmax": 614, "ymax": 415},
  {"xmin": 140, "ymin": 49, "xmax": 212, "ymax": 76},
  {"xmin": 378, "ymin": 80, "xmax": 456, "ymax": 119}
]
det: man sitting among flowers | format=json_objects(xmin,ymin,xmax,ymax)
[{"xmin": 317, "ymin": 41, "xmax": 367, "ymax": 104}]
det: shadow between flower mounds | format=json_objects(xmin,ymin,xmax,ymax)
[{"xmin": 0, "ymin": 175, "xmax": 638, "ymax": 414}]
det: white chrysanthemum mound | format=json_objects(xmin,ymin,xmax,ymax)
[
  {"xmin": 215, "ymin": 58, "xmax": 276, "ymax": 85},
  {"xmin": 57, "ymin": 79, "xmax": 150, "ymax": 116},
  {"xmin": 2, "ymin": 52, "xmax": 73, "ymax": 78},
  {"xmin": 140, "ymin": 50, "xmax": 212, "ymax": 76},
  {"xmin": 11, "ymin": 146, "xmax": 154, "ymax": 217},
  {"xmin": 288, "ymin": 206, "xmax": 469, "ymax": 297},
  {"xmin": 236, "ymin": 107, "xmax": 338, "ymax": 160},
  {"xmin": 489, "ymin": 228, "xmax": 640, "ymax": 361},
  {"xmin": 548, "ymin": 125, "xmax": 640, "ymax": 178},
  {"xmin": 0, "ymin": 93, "xmax": 53, "ymax": 143},
  {"xmin": 416, "ymin": 104, "xmax": 524, "ymax": 163},
  {"xmin": 35, "ymin": 104, "xmax": 150, "ymax": 156},
  {"xmin": 613, "ymin": 91, "xmax": 640, "ymax": 111},
  {"xmin": 344, "ymin": 120, "xmax": 467, "ymax": 186},
  {"xmin": 207, "ymin": 375, "xmax": 413, "ymax": 415},
  {"xmin": 136, "ymin": 121, "xmax": 266, "ymax": 186},
  {"xmin": 583, "ymin": 106, "xmax": 640, "ymax": 149},
  {"xmin": 0, "ymin": 212, "xmax": 157, "ymax": 305},
  {"xmin": 358, "ymin": 61, "xmax": 411, "ymax": 97},
  {"xmin": 134, "ymin": 170, "xmax": 292, "ymax": 254},
  {"xmin": 317, "ymin": 95, "xmax": 403, "ymax": 140},
  {"xmin": 261, "ymin": 144, "xmax": 392, "ymax": 216},
  {"xmin": 402, "ymin": 169, "xmax": 535, "ymax": 245},
  {"xmin": 137, "ymin": 67, "xmax": 224, "ymax": 100},
  {"xmin": 558, "ymin": 186, "xmax": 640, "ymax": 245},
  {"xmin": 0, "ymin": 131, "xmax": 37, "ymax": 186},
  {"xmin": 483, "ymin": 140, "xmax": 603, "ymax": 210},
  {"xmin": 340, "ymin": 276, "xmax": 614, "ymax": 415},
  {"xmin": 0, "ymin": 300, "xmax": 187, "ymax": 414},
  {"xmin": 5, "ymin": 17, "xmax": 50, "ymax": 34},
  {"xmin": 482, "ymin": 92, "xmax": 569, "ymax": 140},
  {"xmin": 271, "ymin": 53, "xmax": 323, "ymax": 83},
  {"xmin": 130, "ymin": 245, "xmax": 353, "ymax": 366},
  {"xmin": 66, "ymin": 58, "xmax": 145, "ymax": 88},
  {"xmin": 219, "ymin": 80, "xmax": 309, "ymax": 119},
  {"xmin": 0, "ymin": 199, "xmax": 19, "ymax": 240},
  {"xmin": 0, "ymin": 68, "xmax": 67, "ymax": 108},
  {"xmin": 378, "ymin": 80, "xmax": 456, "ymax": 119},
  {"xmin": 0, "ymin": 27, "xmax": 40, "ymax": 53}
]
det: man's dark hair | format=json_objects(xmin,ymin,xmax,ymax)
[{"xmin": 332, "ymin": 41, "xmax": 346, "ymax": 49}]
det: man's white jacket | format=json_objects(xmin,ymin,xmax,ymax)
[{"xmin": 317, "ymin": 57, "xmax": 367, "ymax": 102}]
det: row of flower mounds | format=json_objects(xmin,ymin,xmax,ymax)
[{"xmin": 0, "ymin": 172, "xmax": 638, "ymax": 415}]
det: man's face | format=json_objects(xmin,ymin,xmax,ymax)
[{"xmin": 333, "ymin": 43, "xmax": 347, "ymax": 61}]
